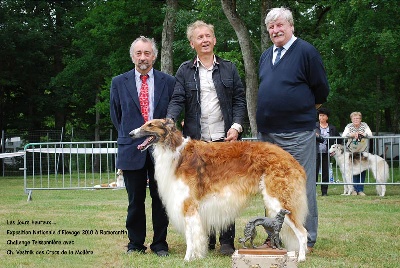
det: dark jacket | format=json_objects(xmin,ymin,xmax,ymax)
[
  {"xmin": 257, "ymin": 38, "xmax": 330, "ymax": 134},
  {"xmin": 110, "ymin": 69, "xmax": 175, "ymax": 170},
  {"xmin": 166, "ymin": 56, "xmax": 247, "ymax": 139},
  {"xmin": 315, "ymin": 122, "xmax": 341, "ymax": 153}
]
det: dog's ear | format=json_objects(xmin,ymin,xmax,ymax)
[
  {"xmin": 165, "ymin": 118, "xmax": 174, "ymax": 125},
  {"xmin": 164, "ymin": 118, "xmax": 177, "ymax": 131}
]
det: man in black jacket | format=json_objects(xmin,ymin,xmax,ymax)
[{"xmin": 166, "ymin": 20, "xmax": 247, "ymax": 255}]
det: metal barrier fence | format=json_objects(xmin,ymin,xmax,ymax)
[
  {"xmin": 23, "ymin": 137, "xmax": 400, "ymax": 201},
  {"xmin": 23, "ymin": 141, "xmax": 119, "ymax": 201},
  {"xmin": 243, "ymin": 135, "xmax": 400, "ymax": 187}
]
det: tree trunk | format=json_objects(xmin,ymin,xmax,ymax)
[
  {"xmin": 161, "ymin": 0, "xmax": 177, "ymax": 75},
  {"xmin": 375, "ymin": 75, "xmax": 381, "ymax": 135},
  {"xmin": 260, "ymin": 0, "xmax": 273, "ymax": 51},
  {"xmin": 221, "ymin": 0, "xmax": 258, "ymax": 137}
]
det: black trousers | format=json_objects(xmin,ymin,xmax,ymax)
[
  {"xmin": 316, "ymin": 152, "xmax": 329, "ymax": 195},
  {"xmin": 124, "ymin": 152, "xmax": 169, "ymax": 252},
  {"xmin": 209, "ymin": 223, "xmax": 235, "ymax": 247},
  {"xmin": 208, "ymin": 139, "xmax": 235, "ymax": 248},
  {"xmin": 207, "ymin": 139, "xmax": 235, "ymax": 247}
]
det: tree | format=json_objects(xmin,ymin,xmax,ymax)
[
  {"xmin": 161, "ymin": 0, "xmax": 178, "ymax": 75},
  {"xmin": 2, "ymin": 0, "xmax": 400, "ymax": 141},
  {"xmin": 0, "ymin": 0, "xmax": 93, "ymax": 133},
  {"xmin": 221, "ymin": 0, "xmax": 259, "ymax": 136},
  {"xmin": 260, "ymin": 0, "xmax": 273, "ymax": 51},
  {"xmin": 53, "ymin": 0, "xmax": 168, "ymax": 140},
  {"xmin": 320, "ymin": 0, "xmax": 400, "ymax": 133}
]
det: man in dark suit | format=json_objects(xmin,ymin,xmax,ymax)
[{"xmin": 110, "ymin": 36, "xmax": 175, "ymax": 257}]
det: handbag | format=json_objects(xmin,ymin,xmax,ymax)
[{"xmin": 346, "ymin": 135, "xmax": 368, "ymax": 153}]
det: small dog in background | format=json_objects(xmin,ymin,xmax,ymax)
[
  {"xmin": 94, "ymin": 169, "xmax": 125, "ymax": 188},
  {"xmin": 116, "ymin": 169, "xmax": 125, "ymax": 187}
]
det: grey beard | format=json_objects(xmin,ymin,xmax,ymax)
[{"xmin": 138, "ymin": 63, "xmax": 149, "ymax": 70}]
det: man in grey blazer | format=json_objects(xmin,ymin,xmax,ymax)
[{"xmin": 110, "ymin": 36, "xmax": 175, "ymax": 257}]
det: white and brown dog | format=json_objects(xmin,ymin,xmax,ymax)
[
  {"xmin": 329, "ymin": 144, "xmax": 389, "ymax": 196},
  {"xmin": 130, "ymin": 119, "xmax": 308, "ymax": 261},
  {"xmin": 93, "ymin": 169, "xmax": 125, "ymax": 188}
]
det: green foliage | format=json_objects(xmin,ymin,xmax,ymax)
[
  {"xmin": 1, "ymin": 0, "xmax": 399, "ymax": 135},
  {"xmin": 320, "ymin": 0, "xmax": 400, "ymax": 132}
]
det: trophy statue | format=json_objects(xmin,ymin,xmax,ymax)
[
  {"xmin": 239, "ymin": 209, "xmax": 290, "ymax": 249},
  {"xmin": 232, "ymin": 209, "xmax": 298, "ymax": 268}
]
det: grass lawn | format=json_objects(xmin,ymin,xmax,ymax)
[{"xmin": 1, "ymin": 176, "xmax": 399, "ymax": 268}]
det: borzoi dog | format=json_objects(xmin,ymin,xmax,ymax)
[
  {"xmin": 129, "ymin": 119, "xmax": 308, "ymax": 261},
  {"xmin": 329, "ymin": 144, "xmax": 389, "ymax": 196}
]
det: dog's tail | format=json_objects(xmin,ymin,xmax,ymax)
[
  {"xmin": 279, "ymin": 195, "xmax": 308, "ymax": 252},
  {"xmin": 241, "ymin": 219, "xmax": 257, "ymax": 238},
  {"xmin": 265, "ymin": 186, "xmax": 308, "ymax": 253}
]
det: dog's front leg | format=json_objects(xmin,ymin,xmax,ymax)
[
  {"xmin": 184, "ymin": 211, "xmax": 207, "ymax": 261},
  {"xmin": 346, "ymin": 176, "xmax": 354, "ymax": 195},
  {"xmin": 342, "ymin": 184, "xmax": 350, "ymax": 195},
  {"xmin": 342, "ymin": 174, "xmax": 354, "ymax": 195}
]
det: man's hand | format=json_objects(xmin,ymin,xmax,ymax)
[{"xmin": 225, "ymin": 128, "xmax": 239, "ymax": 142}]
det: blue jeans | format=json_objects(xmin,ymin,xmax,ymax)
[{"xmin": 353, "ymin": 170, "xmax": 366, "ymax": 193}]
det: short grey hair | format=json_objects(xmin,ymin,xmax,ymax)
[
  {"xmin": 186, "ymin": 20, "xmax": 215, "ymax": 42},
  {"xmin": 265, "ymin": 7, "xmax": 294, "ymax": 28},
  {"xmin": 350, "ymin": 112, "xmax": 362, "ymax": 119},
  {"xmin": 129, "ymin": 36, "xmax": 158, "ymax": 61}
]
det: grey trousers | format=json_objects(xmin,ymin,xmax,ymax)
[{"xmin": 258, "ymin": 130, "xmax": 318, "ymax": 248}]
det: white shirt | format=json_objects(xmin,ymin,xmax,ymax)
[
  {"xmin": 272, "ymin": 35, "xmax": 297, "ymax": 64},
  {"xmin": 197, "ymin": 58, "xmax": 225, "ymax": 141}
]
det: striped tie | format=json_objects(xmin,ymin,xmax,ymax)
[{"xmin": 274, "ymin": 47, "xmax": 283, "ymax": 65}]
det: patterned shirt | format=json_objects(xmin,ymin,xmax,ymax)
[
  {"xmin": 318, "ymin": 126, "xmax": 329, "ymax": 153},
  {"xmin": 342, "ymin": 122, "xmax": 372, "ymax": 152}
]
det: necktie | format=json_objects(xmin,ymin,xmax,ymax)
[
  {"xmin": 139, "ymin": 74, "xmax": 149, "ymax": 122},
  {"xmin": 274, "ymin": 47, "xmax": 283, "ymax": 65}
]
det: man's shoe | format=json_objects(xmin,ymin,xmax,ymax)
[
  {"xmin": 220, "ymin": 244, "xmax": 235, "ymax": 255},
  {"xmin": 155, "ymin": 250, "xmax": 169, "ymax": 257},
  {"xmin": 307, "ymin": 246, "xmax": 313, "ymax": 254},
  {"xmin": 322, "ymin": 193, "xmax": 327, "ymax": 196},
  {"xmin": 351, "ymin": 191, "xmax": 357, "ymax": 196},
  {"xmin": 208, "ymin": 244, "xmax": 216, "ymax": 250},
  {"xmin": 358, "ymin": 191, "xmax": 366, "ymax": 196},
  {"xmin": 126, "ymin": 248, "xmax": 145, "ymax": 254}
]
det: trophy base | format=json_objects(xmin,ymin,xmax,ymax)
[
  {"xmin": 232, "ymin": 249, "xmax": 298, "ymax": 268},
  {"xmin": 238, "ymin": 248, "xmax": 288, "ymax": 255}
]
